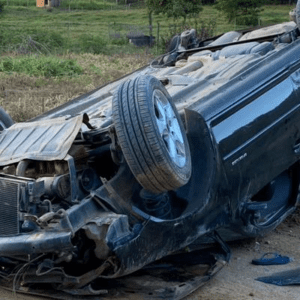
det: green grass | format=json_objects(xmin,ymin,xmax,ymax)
[
  {"xmin": 262, "ymin": 4, "xmax": 294, "ymax": 24},
  {"xmin": 0, "ymin": 7, "xmax": 161, "ymax": 54},
  {"xmin": 59, "ymin": 0, "xmax": 117, "ymax": 10},
  {"xmin": 0, "ymin": 2, "xmax": 296, "ymax": 122},
  {"xmin": 4, "ymin": 0, "xmax": 35, "ymax": 6},
  {"xmin": 4, "ymin": 0, "xmax": 119, "ymax": 8},
  {"xmin": 0, "ymin": 55, "xmax": 83, "ymax": 77},
  {"xmin": 0, "ymin": 4, "xmax": 294, "ymax": 56},
  {"xmin": 0, "ymin": 52, "xmax": 151, "ymax": 121},
  {"xmin": 0, "ymin": 3, "xmax": 295, "ymax": 74}
]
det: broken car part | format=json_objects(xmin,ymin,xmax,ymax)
[
  {"xmin": 1, "ymin": 4, "xmax": 300, "ymax": 299},
  {"xmin": 256, "ymin": 268, "xmax": 300, "ymax": 286}
]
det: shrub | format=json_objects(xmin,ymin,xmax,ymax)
[
  {"xmin": 16, "ymin": 32, "xmax": 65, "ymax": 54},
  {"xmin": 0, "ymin": 30, "xmax": 65, "ymax": 54},
  {"xmin": 28, "ymin": 30, "xmax": 65, "ymax": 49},
  {"xmin": 0, "ymin": 56, "xmax": 83, "ymax": 77},
  {"xmin": 0, "ymin": 0, "xmax": 5, "ymax": 13},
  {"xmin": 71, "ymin": 34, "xmax": 108, "ymax": 54}
]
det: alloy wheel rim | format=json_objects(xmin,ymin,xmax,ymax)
[{"xmin": 153, "ymin": 89, "xmax": 186, "ymax": 168}]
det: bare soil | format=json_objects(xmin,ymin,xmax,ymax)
[
  {"xmin": 0, "ymin": 53, "xmax": 151, "ymax": 122},
  {"xmin": 187, "ymin": 209, "xmax": 300, "ymax": 300}
]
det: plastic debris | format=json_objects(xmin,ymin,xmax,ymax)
[
  {"xmin": 256, "ymin": 268, "xmax": 300, "ymax": 286},
  {"xmin": 252, "ymin": 253, "xmax": 291, "ymax": 265}
]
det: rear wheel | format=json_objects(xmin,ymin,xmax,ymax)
[
  {"xmin": 167, "ymin": 35, "xmax": 180, "ymax": 53},
  {"xmin": 112, "ymin": 75, "xmax": 192, "ymax": 194},
  {"xmin": 0, "ymin": 107, "xmax": 13, "ymax": 132}
]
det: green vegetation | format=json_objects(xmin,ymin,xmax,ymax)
[
  {"xmin": 0, "ymin": 4, "xmax": 293, "ymax": 57},
  {"xmin": 261, "ymin": 4, "xmax": 293, "ymax": 24},
  {"xmin": 0, "ymin": 53, "xmax": 151, "ymax": 121},
  {"xmin": 0, "ymin": 2, "xmax": 295, "ymax": 122},
  {"xmin": 0, "ymin": 4, "xmax": 294, "ymax": 56},
  {"xmin": 0, "ymin": 56, "xmax": 83, "ymax": 77},
  {"xmin": 145, "ymin": 0, "xmax": 202, "ymax": 26},
  {"xmin": 0, "ymin": 0, "xmax": 5, "ymax": 12},
  {"xmin": 145, "ymin": 0, "xmax": 203, "ymax": 37},
  {"xmin": 215, "ymin": 0, "xmax": 264, "ymax": 26},
  {"xmin": 59, "ymin": 0, "xmax": 117, "ymax": 11},
  {"xmin": 5, "ymin": 0, "xmax": 35, "ymax": 6}
]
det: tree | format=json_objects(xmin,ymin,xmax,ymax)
[
  {"xmin": 146, "ymin": 0, "xmax": 202, "ymax": 22},
  {"xmin": 215, "ymin": 0, "xmax": 264, "ymax": 26},
  {"xmin": 145, "ymin": 0, "xmax": 203, "ymax": 37}
]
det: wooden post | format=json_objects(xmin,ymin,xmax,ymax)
[
  {"xmin": 149, "ymin": 11, "xmax": 153, "ymax": 40},
  {"xmin": 156, "ymin": 22, "xmax": 159, "ymax": 54}
]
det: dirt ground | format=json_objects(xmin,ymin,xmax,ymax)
[
  {"xmin": 187, "ymin": 209, "xmax": 300, "ymax": 300},
  {"xmin": 0, "ymin": 211, "xmax": 300, "ymax": 300}
]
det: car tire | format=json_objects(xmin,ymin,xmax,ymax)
[
  {"xmin": 167, "ymin": 35, "xmax": 180, "ymax": 53},
  {"xmin": 0, "ymin": 107, "xmax": 13, "ymax": 132},
  {"xmin": 296, "ymin": 0, "xmax": 300, "ymax": 29},
  {"xmin": 112, "ymin": 75, "xmax": 192, "ymax": 194}
]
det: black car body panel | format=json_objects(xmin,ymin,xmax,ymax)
[{"xmin": 0, "ymin": 17, "xmax": 300, "ymax": 299}]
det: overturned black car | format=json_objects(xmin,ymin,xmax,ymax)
[{"xmin": 0, "ymin": 9, "xmax": 300, "ymax": 300}]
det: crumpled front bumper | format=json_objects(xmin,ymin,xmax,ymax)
[{"xmin": 0, "ymin": 231, "xmax": 73, "ymax": 256}]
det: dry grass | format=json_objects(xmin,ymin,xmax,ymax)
[
  {"xmin": 0, "ymin": 52, "xmax": 151, "ymax": 122},
  {"xmin": 0, "ymin": 3, "xmax": 293, "ymax": 122}
]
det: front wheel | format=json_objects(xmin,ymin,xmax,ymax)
[{"xmin": 112, "ymin": 75, "xmax": 192, "ymax": 194}]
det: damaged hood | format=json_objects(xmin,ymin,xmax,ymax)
[{"xmin": 0, "ymin": 115, "xmax": 83, "ymax": 166}]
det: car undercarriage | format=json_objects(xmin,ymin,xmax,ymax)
[{"xmin": 1, "ymin": 5, "xmax": 300, "ymax": 299}]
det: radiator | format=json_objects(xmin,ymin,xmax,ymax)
[{"xmin": 0, "ymin": 178, "xmax": 19, "ymax": 236}]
